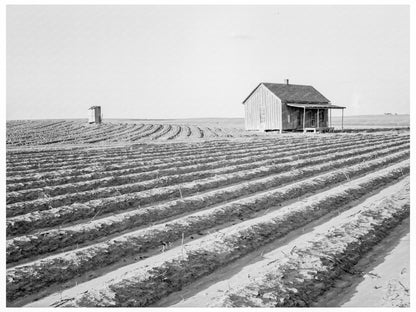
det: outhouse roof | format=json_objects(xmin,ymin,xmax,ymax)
[{"xmin": 243, "ymin": 82, "xmax": 331, "ymax": 104}]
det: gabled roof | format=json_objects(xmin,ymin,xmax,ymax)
[{"xmin": 242, "ymin": 82, "xmax": 331, "ymax": 104}]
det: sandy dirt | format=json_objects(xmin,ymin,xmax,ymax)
[
  {"xmin": 313, "ymin": 218, "xmax": 410, "ymax": 307},
  {"xmin": 23, "ymin": 164, "xmax": 408, "ymax": 307},
  {"xmin": 154, "ymin": 177, "xmax": 409, "ymax": 307},
  {"xmin": 7, "ymin": 130, "xmax": 410, "ymax": 307}
]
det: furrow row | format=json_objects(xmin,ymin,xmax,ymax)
[
  {"xmin": 6, "ymin": 142, "xmax": 408, "ymax": 231},
  {"xmin": 10, "ymin": 160, "xmax": 408, "ymax": 305},
  {"xmin": 7, "ymin": 136, "xmax": 407, "ymax": 204},
  {"xmin": 6, "ymin": 134, "xmax": 304, "ymax": 172},
  {"xmin": 7, "ymin": 134, "xmax": 403, "ymax": 190},
  {"xmin": 7, "ymin": 120, "xmax": 260, "ymax": 146},
  {"xmin": 6, "ymin": 146, "xmax": 410, "ymax": 263},
  {"xmin": 213, "ymin": 180, "xmax": 409, "ymax": 307}
]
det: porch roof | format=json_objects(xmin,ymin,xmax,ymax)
[{"xmin": 287, "ymin": 103, "xmax": 345, "ymax": 109}]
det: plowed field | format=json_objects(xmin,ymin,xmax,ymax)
[
  {"xmin": 6, "ymin": 119, "xmax": 257, "ymax": 145},
  {"xmin": 6, "ymin": 121, "xmax": 410, "ymax": 307}
]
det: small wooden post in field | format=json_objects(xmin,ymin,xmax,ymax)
[{"xmin": 179, "ymin": 186, "xmax": 183, "ymax": 199}]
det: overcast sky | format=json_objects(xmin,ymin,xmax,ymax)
[{"xmin": 7, "ymin": 5, "xmax": 409, "ymax": 120}]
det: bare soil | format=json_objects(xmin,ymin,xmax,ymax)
[
  {"xmin": 5, "ymin": 129, "xmax": 410, "ymax": 307},
  {"xmin": 312, "ymin": 218, "xmax": 410, "ymax": 307},
  {"xmin": 157, "ymin": 178, "xmax": 409, "ymax": 307}
]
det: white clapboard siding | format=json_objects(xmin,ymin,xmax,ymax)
[{"xmin": 244, "ymin": 84, "xmax": 281, "ymax": 131}]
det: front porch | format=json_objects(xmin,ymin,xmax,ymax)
[{"xmin": 287, "ymin": 103, "xmax": 346, "ymax": 133}]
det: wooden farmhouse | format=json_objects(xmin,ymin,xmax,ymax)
[{"xmin": 243, "ymin": 80, "xmax": 345, "ymax": 132}]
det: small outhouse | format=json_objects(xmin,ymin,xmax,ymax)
[
  {"xmin": 88, "ymin": 106, "xmax": 102, "ymax": 124},
  {"xmin": 242, "ymin": 80, "xmax": 345, "ymax": 132}
]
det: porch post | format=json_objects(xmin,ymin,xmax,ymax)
[
  {"xmin": 317, "ymin": 109, "xmax": 319, "ymax": 129},
  {"xmin": 341, "ymin": 108, "xmax": 344, "ymax": 131},
  {"xmin": 303, "ymin": 107, "xmax": 306, "ymax": 132},
  {"xmin": 330, "ymin": 109, "xmax": 332, "ymax": 127}
]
